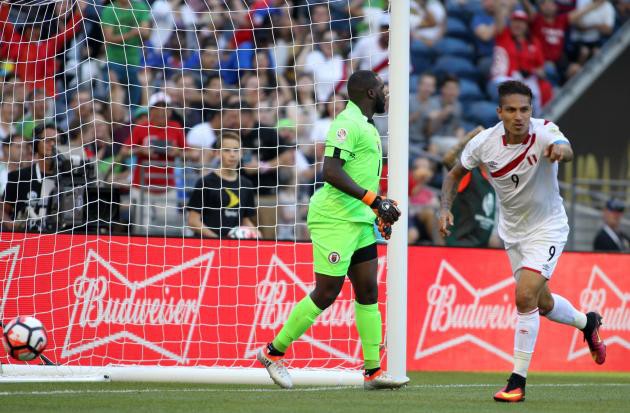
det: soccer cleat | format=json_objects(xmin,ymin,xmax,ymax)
[
  {"xmin": 583, "ymin": 312, "xmax": 606, "ymax": 365},
  {"xmin": 363, "ymin": 369, "xmax": 410, "ymax": 390},
  {"xmin": 493, "ymin": 373, "xmax": 526, "ymax": 402},
  {"xmin": 257, "ymin": 347, "xmax": 293, "ymax": 389}
]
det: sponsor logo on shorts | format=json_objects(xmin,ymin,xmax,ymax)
[
  {"xmin": 336, "ymin": 128, "xmax": 347, "ymax": 143},
  {"xmin": 328, "ymin": 252, "xmax": 341, "ymax": 264}
]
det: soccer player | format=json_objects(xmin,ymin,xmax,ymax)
[
  {"xmin": 257, "ymin": 70, "xmax": 409, "ymax": 390},
  {"xmin": 439, "ymin": 81, "xmax": 606, "ymax": 403}
]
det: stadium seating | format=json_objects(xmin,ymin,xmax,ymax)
[
  {"xmin": 433, "ymin": 55, "xmax": 480, "ymax": 81},
  {"xmin": 464, "ymin": 100, "xmax": 499, "ymax": 128},
  {"xmin": 445, "ymin": 17, "xmax": 472, "ymax": 41},
  {"xmin": 458, "ymin": 78, "xmax": 485, "ymax": 103},
  {"xmin": 434, "ymin": 37, "xmax": 475, "ymax": 60}
]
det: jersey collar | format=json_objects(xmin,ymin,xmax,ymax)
[
  {"xmin": 501, "ymin": 122, "xmax": 533, "ymax": 146},
  {"xmin": 346, "ymin": 101, "xmax": 370, "ymax": 123}
]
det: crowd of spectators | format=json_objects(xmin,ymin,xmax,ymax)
[{"xmin": 0, "ymin": 0, "xmax": 626, "ymax": 245}]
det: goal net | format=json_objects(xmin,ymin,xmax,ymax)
[{"xmin": 0, "ymin": 0, "xmax": 404, "ymax": 384}]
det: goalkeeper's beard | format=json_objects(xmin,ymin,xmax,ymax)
[{"xmin": 374, "ymin": 96, "xmax": 386, "ymax": 115}]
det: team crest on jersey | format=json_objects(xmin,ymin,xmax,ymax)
[
  {"xmin": 336, "ymin": 128, "xmax": 348, "ymax": 143},
  {"xmin": 328, "ymin": 252, "xmax": 341, "ymax": 264}
]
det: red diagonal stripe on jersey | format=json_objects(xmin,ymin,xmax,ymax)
[{"xmin": 491, "ymin": 134, "xmax": 537, "ymax": 178}]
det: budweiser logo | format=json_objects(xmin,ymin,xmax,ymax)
[
  {"xmin": 415, "ymin": 259, "xmax": 517, "ymax": 362},
  {"xmin": 254, "ymin": 279, "xmax": 355, "ymax": 331},
  {"xmin": 244, "ymin": 254, "xmax": 386, "ymax": 364},
  {"xmin": 0, "ymin": 245, "xmax": 21, "ymax": 320},
  {"xmin": 61, "ymin": 249, "xmax": 214, "ymax": 363},
  {"xmin": 73, "ymin": 276, "xmax": 199, "ymax": 327},
  {"xmin": 568, "ymin": 265, "xmax": 630, "ymax": 361}
]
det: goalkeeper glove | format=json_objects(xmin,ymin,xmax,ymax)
[
  {"xmin": 376, "ymin": 218, "xmax": 392, "ymax": 240},
  {"xmin": 362, "ymin": 190, "xmax": 401, "ymax": 224}
]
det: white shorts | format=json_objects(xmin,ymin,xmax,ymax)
[{"xmin": 505, "ymin": 228, "xmax": 568, "ymax": 280}]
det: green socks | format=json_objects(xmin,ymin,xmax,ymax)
[
  {"xmin": 355, "ymin": 302, "xmax": 382, "ymax": 370},
  {"xmin": 271, "ymin": 296, "xmax": 382, "ymax": 371},
  {"xmin": 272, "ymin": 295, "xmax": 323, "ymax": 353}
]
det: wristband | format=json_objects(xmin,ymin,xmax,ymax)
[{"xmin": 361, "ymin": 190, "xmax": 377, "ymax": 207}]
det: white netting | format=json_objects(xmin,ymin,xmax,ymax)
[{"xmin": 0, "ymin": 0, "xmax": 392, "ymax": 377}]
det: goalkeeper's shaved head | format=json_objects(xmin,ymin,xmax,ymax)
[
  {"xmin": 347, "ymin": 70, "xmax": 380, "ymax": 102},
  {"xmin": 347, "ymin": 70, "xmax": 386, "ymax": 115}
]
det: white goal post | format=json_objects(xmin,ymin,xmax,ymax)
[
  {"xmin": 386, "ymin": 0, "xmax": 409, "ymax": 380},
  {"xmin": 0, "ymin": 0, "xmax": 409, "ymax": 384}
]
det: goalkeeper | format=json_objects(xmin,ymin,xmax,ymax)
[{"xmin": 258, "ymin": 71, "xmax": 409, "ymax": 390}]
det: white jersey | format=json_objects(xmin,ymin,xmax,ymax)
[
  {"xmin": 350, "ymin": 35, "xmax": 390, "ymax": 82},
  {"xmin": 460, "ymin": 118, "xmax": 570, "ymax": 244}
]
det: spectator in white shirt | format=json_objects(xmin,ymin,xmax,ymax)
[
  {"xmin": 350, "ymin": 13, "xmax": 390, "ymax": 82},
  {"xmin": 299, "ymin": 30, "xmax": 345, "ymax": 103},
  {"xmin": 411, "ymin": 0, "xmax": 446, "ymax": 48},
  {"xmin": 571, "ymin": 0, "xmax": 616, "ymax": 63}
]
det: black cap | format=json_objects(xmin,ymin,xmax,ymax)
[{"xmin": 606, "ymin": 198, "xmax": 625, "ymax": 213}]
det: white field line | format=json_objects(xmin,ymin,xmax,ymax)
[{"xmin": 1, "ymin": 383, "xmax": 629, "ymax": 397}]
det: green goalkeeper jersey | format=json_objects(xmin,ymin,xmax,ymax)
[{"xmin": 309, "ymin": 101, "xmax": 383, "ymax": 224}]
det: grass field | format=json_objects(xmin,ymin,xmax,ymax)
[{"xmin": 1, "ymin": 371, "xmax": 629, "ymax": 412}]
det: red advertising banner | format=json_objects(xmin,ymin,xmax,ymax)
[
  {"xmin": 0, "ymin": 233, "xmax": 385, "ymax": 370},
  {"xmin": 0, "ymin": 233, "xmax": 628, "ymax": 372},
  {"xmin": 407, "ymin": 246, "xmax": 630, "ymax": 372}
]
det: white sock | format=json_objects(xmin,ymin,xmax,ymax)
[
  {"xmin": 513, "ymin": 308, "xmax": 540, "ymax": 378},
  {"xmin": 544, "ymin": 293, "xmax": 587, "ymax": 330}
]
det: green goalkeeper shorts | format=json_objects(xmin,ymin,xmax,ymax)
[{"xmin": 308, "ymin": 217, "xmax": 376, "ymax": 276}]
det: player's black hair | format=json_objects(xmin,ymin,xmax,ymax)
[
  {"xmin": 347, "ymin": 70, "xmax": 380, "ymax": 103},
  {"xmin": 498, "ymin": 80, "xmax": 533, "ymax": 105}
]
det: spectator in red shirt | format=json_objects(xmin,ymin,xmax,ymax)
[
  {"xmin": 0, "ymin": 3, "xmax": 83, "ymax": 97},
  {"xmin": 120, "ymin": 92, "xmax": 186, "ymax": 235},
  {"xmin": 490, "ymin": 7, "xmax": 552, "ymax": 114},
  {"xmin": 523, "ymin": 0, "xmax": 609, "ymax": 81}
]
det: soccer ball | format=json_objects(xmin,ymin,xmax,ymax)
[
  {"xmin": 2, "ymin": 316, "xmax": 48, "ymax": 361},
  {"xmin": 227, "ymin": 226, "xmax": 259, "ymax": 239}
]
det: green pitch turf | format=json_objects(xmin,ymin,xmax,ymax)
[{"xmin": 1, "ymin": 372, "xmax": 629, "ymax": 413}]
